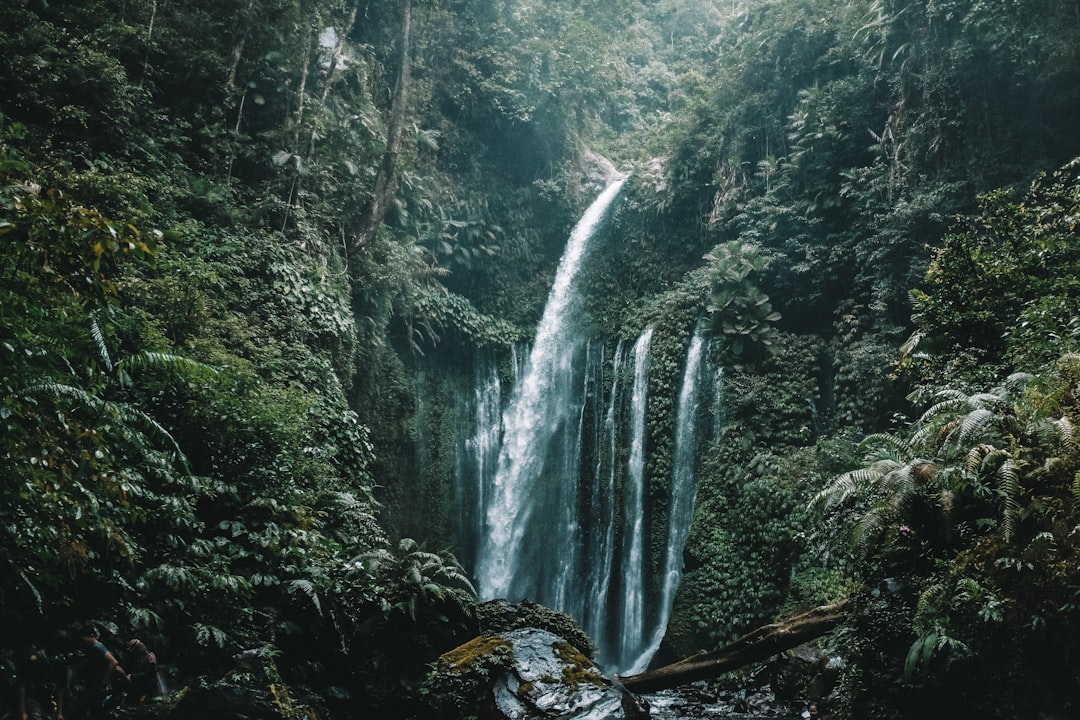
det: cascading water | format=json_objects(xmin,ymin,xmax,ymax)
[
  {"xmin": 475, "ymin": 177, "xmax": 627, "ymax": 606},
  {"xmin": 627, "ymin": 327, "xmax": 707, "ymax": 673},
  {"xmin": 452, "ymin": 176, "xmax": 709, "ymax": 674},
  {"xmin": 454, "ymin": 352, "xmax": 505, "ymax": 564},
  {"xmin": 617, "ymin": 327, "xmax": 654, "ymax": 671},
  {"xmin": 583, "ymin": 340, "xmax": 625, "ymax": 653}
]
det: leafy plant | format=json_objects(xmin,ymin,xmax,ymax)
[{"xmin": 703, "ymin": 241, "xmax": 781, "ymax": 359}]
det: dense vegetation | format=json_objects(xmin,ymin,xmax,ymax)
[{"xmin": 2, "ymin": 0, "xmax": 1080, "ymax": 718}]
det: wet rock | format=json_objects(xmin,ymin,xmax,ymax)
[
  {"xmin": 579, "ymin": 150, "xmax": 620, "ymax": 186},
  {"xmin": 480, "ymin": 628, "xmax": 647, "ymax": 720},
  {"xmin": 770, "ymin": 645, "xmax": 844, "ymax": 704}
]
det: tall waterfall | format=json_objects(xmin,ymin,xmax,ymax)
[
  {"xmin": 627, "ymin": 327, "xmax": 706, "ymax": 672},
  {"xmin": 453, "ymin": 177, "xmax": 708, "ymax": 673},
  {"xmin": 475, "ymin": 177, "xmax": 627, "ymax": 604}
]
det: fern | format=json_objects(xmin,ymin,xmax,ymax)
[
  {"xmin": 287, "ymin": 578, "xmax": 323, "ymax": 616},
  {"xmin": 117, "ymin": 351, "xmax": 219, "ymax": 380},
  {"xmin": 953, "ymin": 407, "xmax": 998, "ymax": 448},
  {"xmin": 997, "ymin": 458, "xmax": 1023, "ymax": 541},
  {"xmin": 90, "ymin": 316, "xmax": 113, "ymax": 372}
]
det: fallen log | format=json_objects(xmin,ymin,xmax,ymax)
[{"xmin": 619, "ymin": 599, "xmax": 849, "ymax": 694}]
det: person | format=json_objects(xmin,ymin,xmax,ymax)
[
  {"xmin": 64, "ymin": 631, "xmax": 128, "ymax": 720},
  {"xmin": 121, "ymin": 640, "xmax": 160, "ymax": 702},
  {"xmin": 12, "ymin": 635, "xmax": 67, "ymax": 720}
]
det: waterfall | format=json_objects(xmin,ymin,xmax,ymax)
[
  {"xmin": 617, "ymin": 327, "xmax": 654, "ymax": 671},
  {"xmin": 476, "ymin": 177, "xmax": 627, "ymax": 604},
  {"xmin": 583, "ymin": 340, "xmax": 625, "ymax": 652},
  {"xmin": 456, "ymin": 177, "xmax": 710, "ymax": 674},
  {"xmin": 455, "ymin": 353, "xmax": 504, "ymax": 561},
  {"xmin": 627, "ymin": 327, "xmax": 706, "ymax": 673}
]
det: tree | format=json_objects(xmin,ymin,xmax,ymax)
[{"xmin": 353, "ymin": 0, "xmax": 413, "ymax": 255}]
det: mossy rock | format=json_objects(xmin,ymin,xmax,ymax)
[{"xmin": 425, "ymin": 627, "xmax": 647, "ymax": 720}]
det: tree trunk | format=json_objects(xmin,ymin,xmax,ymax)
[
  {"xmin": 352, "ymin": 0, "xmax": 412, "ymax": 256},
  {"xmin": 619, "ymin": 599, "xmax": 849, "ymax": 694}
]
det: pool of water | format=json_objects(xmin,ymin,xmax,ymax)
[{"xmin": 642, "ymin": 687, "xmax": 804, "ymax": 720}]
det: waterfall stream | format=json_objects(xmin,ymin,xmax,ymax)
[
  {"xmin": 617, "ymin": 327, "xmax": 654, "ymax": 671},
  {"xmin": 627, "ymin": 327, "xmax": 706, "ymax": 672},
  {"xmin": 475, "ymin": 177, "xmax": 627, "ymax": 604},
  {"xmin": 454, "ymin": 178, "xmax": 708, "ymax": 673}
]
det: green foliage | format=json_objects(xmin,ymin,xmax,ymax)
[
  {"xmin": 420, "ymin": 634, "xmax": 515, "ymax": 720},
  {"xmin": 905, "ymin": 159, "xmax": 1080, "ymax": 388},
  {"xmin": 413, "ymin": 285, "xmax": 525, "ymax": 347},
  {"xmin": 821, "ymin": 353, "xmax": 1080, "ymax": 714},
  {"xmin": 3, "ymin": 0, "xmax": 1080, "ymax": 716},
  {"xmin": 674, "ymin": 441, "xmax": 838, "ymax": 651},
  {"xmin": 703, "ymin": 241, "xmax": 781, "ymax": 359}
]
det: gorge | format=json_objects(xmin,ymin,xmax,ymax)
[{"xmin": 3, "ymin": 1, "xmax": 1080, "ymax": 718}]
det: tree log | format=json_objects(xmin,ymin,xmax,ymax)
[{"xmin": 619, "ymin": 599, "xmax": 849, "ymax": 694}]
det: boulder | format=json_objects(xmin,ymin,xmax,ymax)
[{"xmin": 435, "ymin": 627, "xmax": 649, "ymax": 720}]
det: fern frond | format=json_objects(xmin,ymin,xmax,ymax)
[
  {"xmin": 812, "ymin": 472, "xmax": 864, "ymax": 510},
  {"xmin": 964, "ymin": 443, "xmax": 1004, "ymax": 477},
  {"xmin": 849, "ymin": 507, "xmax": 887, "ymax": 559},
  {"xmin": 117, "ymin": 351, "xmax": 219, "ymax": 380},
  {"xmin": 922, "ymin": 389, "xmax": 971, "ymax": 416},
  {"xmin": 859, "ymin": 432, "xmax": 910, "ymax": 456},
  {"xmin": 997, "ymin": 458, "xmax": 1023, "ymax": 541},
  {"xmin": 954, "ymin": 407, "xmax": 998, "ymax": 447},
  {"xmin": 110, "ymin": 403, "xmax": 191, "ymax": 472},
  {"xmin": 1052, "ymin": 416, "xmax": 1078, "ymax": 456},
  {"xmin": 90, "ymin": 317, "xmax": 113, "ymax": 372},
  {"xmin": 1003, "ymin": 372, "xmax": 1035, "ymax": 395},
  {"xmin": 23, "ymin": 381, "xmax": 105, "ymax": 411},
  {"xmin": 287, "ymin": 579, "xmax": 323, "ymax": 616},
  {"xmin": 885, "ymin": 464, "xmax": 918, "ymax": 507},
  {"xmin": 913, "ymin": 581, "xmax": 949, "ymax": 630},
  {"xmin": 968, "ymin": 392, "xmax": 1006, "ymax": 410},
  {"xmin": 325, "ymin": 490, "xmax": 363, "ymax": 511}
]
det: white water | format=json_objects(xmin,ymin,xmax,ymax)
[
  {"xmin": 583, "ymin": 340, "xmax": 625, "ymax": 652},
  {"xmin": 627, "ymin": 328, "xmax": 707, "ymax": 673},
  {"xmin": 476, "ymin": 177, "xmax": 628, "ymax": 602},
  {"xmin": 617, "ymin": 326, "xmax": 654, "ymax": 671},
  {"xmin": 465, "ymin": 355, "xmax": 504, "ymax": 547},
  {"xmin": 453, "ymin": 177, "xmax": 713, "ymax": 674}
]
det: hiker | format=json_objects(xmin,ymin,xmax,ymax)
[
  {"xmin": 122, "ymin": 640, "xmax": 161, "ymax": 701},
  {"xmin": 64, "ymin": 631, "xmax": 128, "ymax": 720}
]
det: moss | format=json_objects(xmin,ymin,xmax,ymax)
[
  {"xmin": 476, "ymin": 600, "xmax": 597, "ymax": 658},
  {"xmin": 553, "ymin": 641, "xmax": 605, "ymax": 687},
  {"xmin": 436, "ymin": 635, "xmax": 514, "ymax": 674}
]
